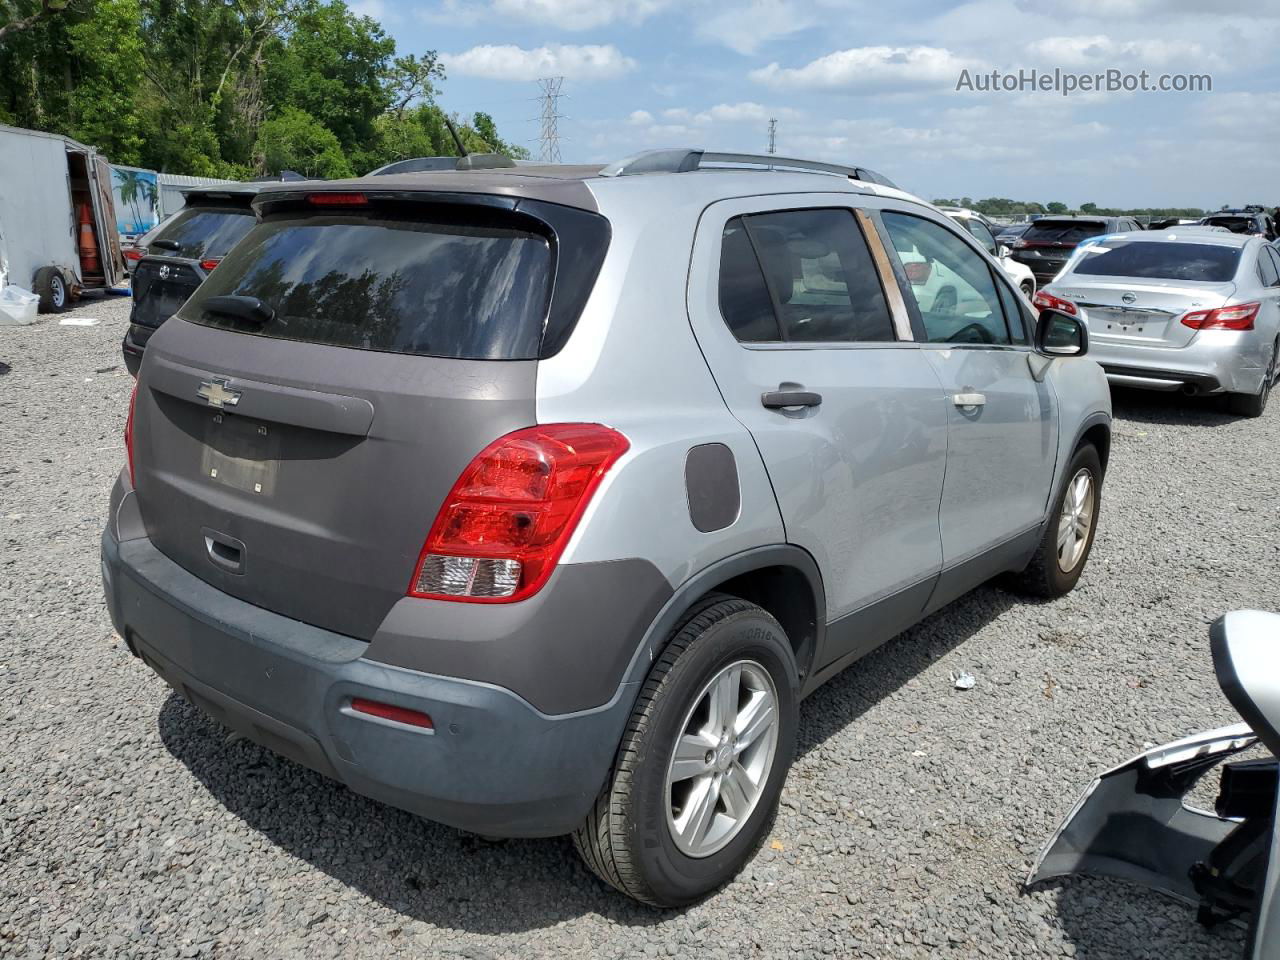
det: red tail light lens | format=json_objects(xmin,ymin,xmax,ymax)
[
  {"xmin": 199, "ymin": 258, "xmax": 222, "ymax": 271},
  {"xmin": 124, "ymin": 249, "xmax": 143, "ymax": 262},
  {"xmin": 903, "ymin": 261, "xmax": 932, "ymax": 285},
  {"xmin": 409, "ymin": 424, "xmax": 630, "ymax": 603},
  {"xmin": 307, "ymin": 192, "xmax": 368, "ymax": 206},
  {"xmin": 1033, "ymin": 290, "xmax": 1078, "ymax": 316},
  {"xmin": 1181, "ymin": 301, "xmax": 1259, "ymax": 331},
  {"xmin": 350, "ymin": 698, "xmax": 433, "ymax": 729},
  {"xmin": 124, "ymin": 383, "xmax": 138, "ymax": 485}
]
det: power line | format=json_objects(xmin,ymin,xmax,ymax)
[
  {"xmin": 536, "ymin": 77, "xmax": 565, "ymax": 163},
  {"xmin": 767, "ymin": 118, "xmax": 777, "ymax": 155}
]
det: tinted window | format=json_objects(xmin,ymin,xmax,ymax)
[
  {"xmin": 184, "ymin": 213, "xmax": 553, "ymax": 360},
  {"xmin": 1259, "ymin": 247, "xmax": 1280, "ymax": 286},
  {"xmin": 150, "ymin": 206, "xmax": 256, "ymax": 260},
  {"xmin": 883, "ymin": 212, "xmax": 1010, "ymax": 345},
  {"xmin": 1203, "ymin": 216, "xmax": 1258, "ymax": 235},
  {"xmin": 1022, "ymin": 220, "xmax": 1108, "ymax": 244},
  {"xmin": 720, "ymin": 209, "xmax": 895, "ymax": 343},
  {"xmin": 1070, "ymin": 241, "xmax": 1241, "ymax": 282},
  {"xmin": 995, "ymin": 279, "xmax": 1031, "ymax": 344},
  {"xmin": 1267, "ymin": 247, "xmax": 1280, "ymax": 284},
  {"xmin": 719, "ymin": 219, "xmax": 780, "ymax": 342}
]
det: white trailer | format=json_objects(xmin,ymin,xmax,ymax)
[{"xmin": 0, "ymin": 123, "xmax": 124, "ymax": 312}]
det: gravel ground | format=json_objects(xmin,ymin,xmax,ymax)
[{"xmin": 3, "ymin": 293, "xmax": 1278, "ymax": 959}]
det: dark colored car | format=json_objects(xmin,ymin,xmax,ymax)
[
  {"xmin": 1200, "ymin": 210, "xmax": 1276, "ymax": 240},
  {"xmin": 1009, "ymin": 216, "xmax": 1143, "ymax": 286},
  {"xmin": 994, "ymin": 223, "xmax": 1031, "ymax": 244},
  {"xmin": 122, "ymin": 187, "xmax": 261, "ymax": 376}
]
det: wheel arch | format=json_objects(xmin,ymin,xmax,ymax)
[{"xmin": 1075, "ymin": 414, "xmax": 1111, "ymax": 476}]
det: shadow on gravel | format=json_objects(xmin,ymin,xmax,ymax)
[
  {"xmin": 156, "ymin": 581, "xmax": 1030, "ymax": 934},
  {"xmin": 1108, "ymin": 386, "xmax": 1243, "ymax": 428},
  {"xmin": 158, "ymin": 693, "xmax": 672, "ymax": 934},
  {"xmin": 796, "ymin": 582, "xmax": 1025, "ymax": 758}
]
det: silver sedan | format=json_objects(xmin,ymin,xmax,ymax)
[{"xmin": 1039, "ymin": 230, "xmax": 1280, "ymax": 416}]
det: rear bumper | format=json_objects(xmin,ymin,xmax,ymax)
[
  {"xmin": 101, "ymin": 527, "xmax": 632, "ymax": 837},
  {"xmin": 121, "ymin": 324, "xmax": 154, "ymax": 377},
  {"xmin": 1089, "ymin": 332, "xmax": 1269, "ymax": 395}
]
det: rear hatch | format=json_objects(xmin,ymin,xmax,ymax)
[
  {"xmin": 131, "ymin": 188, "xmax": 609, "ymax": 639},
  {"xmin": 1051, "ymin": 237, "xmax": 1241, "ymax": 348},
  {"xmin": 128, "ymin": 202, "xmax": 257, "ymax": 344},
  {"xmin": 1012, "ymin": 219, "xmax": 1108, "ymax": 277}
]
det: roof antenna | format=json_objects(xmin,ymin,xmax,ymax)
[{"xmin": 443, "ymin": 115, "xmax": 469, "ymax": 157}]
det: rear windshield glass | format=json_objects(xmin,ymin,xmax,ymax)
[
  {"xmin": 182, "ymin": 213, "xmax": 552, "ymax": 360},
  {"xmin": 1202, "ymin": 216, "xmax": 1255, "ymax": 234},
  {"xmin": 1022, "ymin": 220, "xmax": 1108, "ymax": 244},
  {"xmin": 1071, "ymin": 241, "xmax": 1241, "ymax": 282},
  {"xmin": 150, "ymin": 206, "xmax": 255, "ymax": 260}
]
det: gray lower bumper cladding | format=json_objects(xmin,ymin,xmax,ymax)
[{"xmin": 1027, "ymin": 723, "xmax": 1280, "ymax": 959}]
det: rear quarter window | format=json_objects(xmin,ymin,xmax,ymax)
[
  {"xmin": 1070, "ymin": 241, "xmax": 1241, "ymax": 282},
  {"xmin": 181, "ymin": 211, "xmax": 554, "ymax": 361}
]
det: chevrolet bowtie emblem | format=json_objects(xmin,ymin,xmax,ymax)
[{"xmin": 197, "ymin": 378, "xmax": 241, "ymax": 408}]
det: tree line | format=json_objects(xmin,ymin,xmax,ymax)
[
  {"xmin": 933, "ymin": 197, "xmax": 1211, "ymax": 218},
  {"xmin": 0, "ymin": 0, "xmax": 529, "ymax": 179}
]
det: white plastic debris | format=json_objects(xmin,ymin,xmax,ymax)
[
  {"xmin": 951, "ymin": 670, "xmax": 976, "ymax": 690},
  {"xmin": 59, "ymin": 317, "xmax": 100, "ymax": 326},
  {"xmin": 0, "ymin": 284, "xmax": 38, "ymax": 326}
]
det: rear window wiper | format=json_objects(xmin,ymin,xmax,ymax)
[
  {"xmin": 151, "ymin": 239, "xmax": 181, "ymax": 252},
  {"xmin": 202, "ymin": 295, "xmax": 275, "ymax": 326}
]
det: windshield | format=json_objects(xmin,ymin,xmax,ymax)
[
  {"xmin": 1070, "ymin": 240, "xmax": 1241, "ymax": 282},
  {"xmin": 182, "ymin": 212, "xmax": 553, "ymax": 360},
  {"xmin": 1202, "ymin": 216, "xmax": 1257, "ymax": 234},
  {"xmin": 1022, "ymin": 220, "xmax": 1108, "ymax": 244},
  {"xmin": 149, "ymin": 206, "xmax": 256, "ymax": 260}
]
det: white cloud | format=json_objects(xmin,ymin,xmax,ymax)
[
  {"xmin": 627, "ymin": 109, "xmax": 654, "ymax": 125},
  {"xmin": 695, "ymin": 0, "xmax": 815, "ymax": 55},
  {"xmin": 751, "ymin": 46, "xmax": 985, "ymax": 94},
  {"xmin": 424, "ymin": 0, "xmax": 671, "ymax": 28},
  {"xmin": 1026, "ymin": 35, "xmax": 1223, "ymax": 68},
  {"xmin": 441, "ymin": 44, "xmax": 637, "ymax": 82}
]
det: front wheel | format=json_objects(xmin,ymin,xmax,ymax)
[
  {"xmin": 1012, "ymin": 443, "xmax": 1102, "ymax": 598},
  {"xmin": 573, "ymin": 596, "xmax": 798, "ymax": 907}
]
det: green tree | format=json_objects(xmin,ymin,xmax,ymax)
[
  {"xmin": 1045, "ymin": 201, "xmax": 1069, "ymax": 214},
  {"xmin": 254, "ymin": 104, "xmax": 352, "ymax": 177}
]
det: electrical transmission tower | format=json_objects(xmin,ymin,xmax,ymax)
[
  {"xmin": 767, "ymin": 118, "xmax": 777, "ymax": 154},
  {"xmin": 536, "ymin": 77, "xmax": 565, "ymax": 163}
]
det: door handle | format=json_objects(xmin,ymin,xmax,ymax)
[
  {"xmin": 952, "ymin": 392, "xmax": 986, "ymax": 408},
  {"xmin": 761, "ymin": 390, "xmax": 823, "ymax": 409}
]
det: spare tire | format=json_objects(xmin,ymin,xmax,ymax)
[{"xmin": 33, "ymin": 266, "xmax": 69, "ymax": 313}]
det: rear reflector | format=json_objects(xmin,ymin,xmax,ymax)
[
  {"xmin": 307, "ymin": 192, "xmax": 368, "ymax": 206},
  {"xmin": 350, "ymin": 698, "xmax": 433, "ymax": 729},
  {"xmin": 1181, "ymin": 301, "xmax": 1259, "ymax": 331},
  {"xmin": 409, "ymin": 423, "xmax": 630, "ymax": 603}
]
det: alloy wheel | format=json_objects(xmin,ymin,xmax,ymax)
[
  {"xmin": 1056, "ymin": 468, "xmax": 1095, "ymax": 573},
  {"xmin": 665, "ymin": 659, "xmax": 779, "ymax": 858}
]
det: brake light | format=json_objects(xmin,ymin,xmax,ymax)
[
  {"xmin": 1032, "ymin": 290, "xmax": 1078, "ymax": 316},
  {"xmin": 124, "ymin": 383, "xmax": 137, "ymax": 485},
  {"xmin": 1181, "ymin": 301, "xmax": 1259, "ymax": 331},
  {"xmin": 199, "ymin": 258, "xmax": 222, "ymax": 271},
  {"xmin": 124, "ymin": 249, "xmax": 143, "ymax": 262},
  {"xmin": 409, "ymin": 424, "xmax": 630, "ymax": 603},
  {"xmin": 350, "ymin": 698, "xmax": 433, "ymax": 729},
  {"xmin": 1012, "ymin": 238, "xmax": 1028, "ymax": 249},
  {"xmin": 903, "ymin": 261, "xmax": 932, "ymax": 285},
  {"xmin": 307, "ymin": 192, "xmax": 368, "ymax": 206}
]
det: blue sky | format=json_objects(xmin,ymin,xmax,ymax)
[{"xmin": 355, "ymin": 0, "xmax": 1279, "ymax": 208}]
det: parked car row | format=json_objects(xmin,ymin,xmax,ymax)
[{"xmin": 104, "ymin": 149, "xmax": 1109, "ymax": 907}]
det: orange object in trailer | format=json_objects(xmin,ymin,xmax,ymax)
[{"xmin": 77, "ymin": 202, "xmax": 100, "ymax": 274}]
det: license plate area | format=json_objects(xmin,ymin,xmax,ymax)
[
  {"xmin": 200, "ymin": 412, "xmax": 280, "ymax": 495},
  {"xmin": 1093, "ymin": 308, "xmax": 1167, "ymax": 338}
]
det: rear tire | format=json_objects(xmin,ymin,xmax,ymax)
[
  {"xmin": 1226, "ymin": 340, "xmax": 1276, "ymax": 418},
  {"xmin": 1011, "ymin": 443, "xmax": 1102, "ymax": 598},
  {"xmin": 573, "ymin": 596, "xmax": 798, "ymax": 907},
  {"xmin": 34, "ymin": 266, "xmax": 69, "ymax": 313}
]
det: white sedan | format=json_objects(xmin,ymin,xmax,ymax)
[{"xmin": 940, "ymin": 207, "xmax": 1037, "ymax": 299}]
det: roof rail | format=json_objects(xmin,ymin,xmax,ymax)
[{"xmin": 598, "ymin": 148, "xmax": 897, "ymax": 187}]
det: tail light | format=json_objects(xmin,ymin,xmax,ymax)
[
  {"xmin": 199, "ymin": 258, "xmax": 222, "ymax": 271},
  {"xmin": 408, "ymin": 424, "xmax": 630, "ymax": 603},
  {"xmin": 124, "ymin": 383, "xmax": 138, "ymax": 485},
  {"xmin": 903, "ymin": 261, "xmax": 932, "ymax": 285},
  {"xmin": 1182, "ymin": 302, "xmax": 1259, "ymax": 331},
  {"xmin": 124, "ymin": 249, "xmax": 143, "ymax": 263},
  {"xmin": 1033, "ymin": 290, "xmax": 1078, "ymax": 316},
  {"xmin": 1012, "ymin": 238, "xmax": 1028, "ymax": 248}
]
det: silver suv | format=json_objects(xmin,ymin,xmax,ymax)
[{"xmin": 100, "ymin": 149, "xmax": 1112, "ymax": 906}]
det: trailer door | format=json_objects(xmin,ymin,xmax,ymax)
[{"xmin": 89, "ymin": 153, "xmax": 124, "ymax": 286}]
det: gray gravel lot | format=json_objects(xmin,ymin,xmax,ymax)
[{"xmin": 3, "ymin": 293, "xmax": 1277, "ymax": 958}]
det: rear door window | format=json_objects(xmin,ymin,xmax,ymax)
[
  {"xmin": 149, "ymin": 206, "xmax": 255, "ymax": 260},
  {"xmin": 1258, "ymin": 246, "xmax": 1280, "ymax": 286},
  {"xmin": 1022, "ymin": 220, "xmax": 1108, "ymax": 244},
  {"xmin": 183, "ymin": 211, "xmax": 554, "ymax": 360},
  {"xmin": 1071, "ymin": 241, "xmax": 1241, "ymax": 282},
  {"xmin": 718, "ymin": 209, "xmax": 895, "ymax": 343}
]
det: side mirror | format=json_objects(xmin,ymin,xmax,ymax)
[
  {"xmin": 1035, "ymin": 308, "xmax": 1088, "ymax": 357},
  {"xmin": 997, "ymin": 244, "xmax": 1012, "ymax": 259}
]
